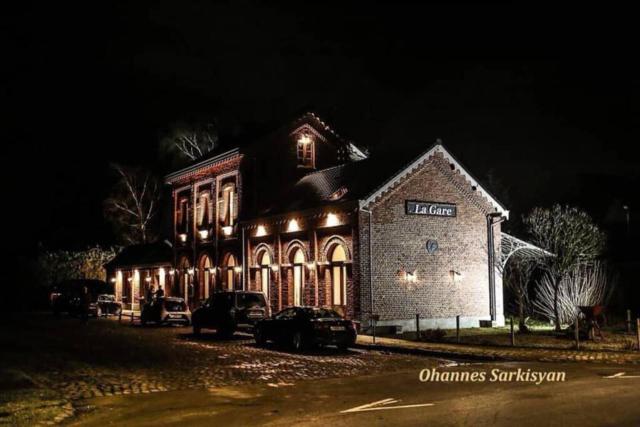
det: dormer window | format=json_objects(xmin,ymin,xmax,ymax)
[{"xmin": 297, "ymin": 133, "xmax": 315, "ymax": 168}]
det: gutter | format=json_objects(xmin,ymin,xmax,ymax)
[{"xmin": 359, "ymin": 203, "xmax": 376, "ymax": 344}]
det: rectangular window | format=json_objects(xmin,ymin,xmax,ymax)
[{"xmin": 297, "ymin": 140, "xmax": 314, "ymax": 168}]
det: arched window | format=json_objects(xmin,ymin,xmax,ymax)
[
  {"xmin": 259, "ymin": 251, "xmax": 271, "ymax": 298},
  {"xmin": 178, "ymin": 198, "xmax": 189, "ymax": 232},
  {"xmin": 226, "ymin": 254, "xmax": 237, "ymax": 291},
  {"xmin": 330, "ymin": 245, "xmax": 347, "ymax": 306},
  {"xmin": 199, "ymin": 255, "xmax": 213, "ymax": 300},
  {"xmin": 292, "ymin": 248, "xmax": 305, "ymax": 306},
  {"xmin": 179, "ymin": 257, "xmax": 191, "ymax": 305}
]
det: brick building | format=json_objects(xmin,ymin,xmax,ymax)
[{"xmin": 108, "ymin": 113, "xmax": 509, "ymax": 330}]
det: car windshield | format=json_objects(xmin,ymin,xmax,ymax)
[
  {"xmin": 304, "ymin": 308, "xmax": 342, "ymax": 319},
  {"xmin": 237, "ymin": 293, "xmax": 266, "ymax": 308},
  {"xmin": 98, "ymin": 295, "xmax": 115, "ymax": 302},
  {"xmin": 164, "ymin": 299, "xmax": 186, "ymax": 312}
]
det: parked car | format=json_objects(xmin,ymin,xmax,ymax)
[
  {"xmin": 254, "ymin": 306, "xmax": 357, "ymax": 352},
  {"xmin": 51, "ymin": 279, "xmax": 112, "ymax": 316},
  {"xmin": 192, "ymin": 291, "xmax": 269, "ymax": 337},
  {"xmin": 90, "ymin": 294, "xmax": 122, "ymax": 317},
  {"xmin": 141, "ymin": 297, "xmax": 191, "ymax": 326}
]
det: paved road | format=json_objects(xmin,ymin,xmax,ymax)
[{"xmin": 69, "ymin": 361, "xmax": 640, "ymax": 426}]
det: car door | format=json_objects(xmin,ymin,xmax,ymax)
[{"xmin": 272, "ymin": 308, "xmax": 296, "ymax": 343}]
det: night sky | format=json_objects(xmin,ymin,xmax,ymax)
[{"xmin": 6, "ymin": 1, "xmax": 639, "ymax": 256}]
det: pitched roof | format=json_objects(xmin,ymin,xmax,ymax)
[
  {"xmin": 260, "ymin": 142, "xmax": 509, "ymax": 219},
  {"xmin": 105, "ymin": 241, "xmax": 173, "ymax": 269}
]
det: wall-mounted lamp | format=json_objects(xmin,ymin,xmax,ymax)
[
  {"xmin": 233, "ymin": 266, "xmax": 243, "ymax": 273},
  {"xmin": 169, "ymin": 268, "xmax": 176, "ymax": 275},
  {"xmin": 306, "ymin": 261, "xmax": 316, "ymax": 270},
  {"xmin": 298, "ymin": 134, "xmax": 311, "ymax": 145},
  {"xmin": 145, "ymin": 276, "xmax": 152, "ymax": 282},
  {"xmin": 270, "ymin": 265, "xmax": 279, "ymax": 272},
  {"xmin": 127, "ymin": 277, "xmax": 133, "ymax": 282},
  {"xmin": 178, "ymin": 233, "xmax": 188, "ymax": 242},
  {"xmin": 198, "ymin": 230, "xmax": 209, "ymax": 239},
  {"xmin": 208, "ymin": 268, "xmax": 216, "ymax": 274},
  {"xmin": 110, "ymin": 277, "xmax": 116, "ymax": 283},
  {"xmin": 449, "ymin": 270, "xmax": 463, "ymax": 279},
  {"xmin": 222, "ymin": 226, "xmax": 233, "ymax": 236},
  {"xmin": 405, "ymin": 271, "xmax": 417, "ymax": 283},
  {"xmin": 187, "ymin": 268, "xmax": 195, "ymax": 275}
]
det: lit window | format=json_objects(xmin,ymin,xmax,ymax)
[{"xmin": 297, "ymin": 134, "xmax": 314, "ymax": 168}]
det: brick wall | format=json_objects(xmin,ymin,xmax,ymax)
[{"xmin": 358, "ymin": 152, "xmax": 502, "ymax": 328}]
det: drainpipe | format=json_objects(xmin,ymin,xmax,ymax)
[
  {"xmin": 241, "ymin": 225, "xmax": 246, "ymax": 291},
  {"xmin": 360, "ymin": 205, "xmax": 375, "ymax": 344},
  {"xmin": 486, "ymin": 212, "xmax": 505, "ymax": 323}
]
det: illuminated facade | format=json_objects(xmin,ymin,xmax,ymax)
[{"xmin": 108, "ymin": 113, "xmax": 509, "ymax": 330}]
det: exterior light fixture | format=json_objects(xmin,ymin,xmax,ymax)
[
  {"xmin": 233, "ymin": 266, "xmax": 243, "ymax": 273},
  {"xmin": 298, "ymin": 134, "xmax": 311, "ymax": 145},
  {"xmin": 306, "ymin": 261, "xmax": 316, "ymax": 270},
  {"xmin": 188, "ymin": 268, "xmax": 195, "ymax": 275},
  {"xmin": 406, "ymin": 271, "xmax": 417, "ymax": 283},
  {"xmin": 326, "ymin": 213, "xmax": 339, "ymax": 227},
  {"xmin": 127, "ymin": 277, "xmax": 133, "ymax": 282},
  {"xmin": 222, "ymin": 226, "xmax": 233, "ymax": 236},
  {"xmin": 449, "ymin": 270, "xmax": 463, "ymax": 279},
  {"xmin": 178, "ymin": 233, "xmax": 188, "ymax": 242},
  {"xmin": 169, "ymin": 268, "xmax": 176, "ymax": 275},
  {"xmin": 208, "ymin": 268, "xmax": 215, "ymax": 274},
  {"xmin": 110, "ymin": 277, "xmax": 116, "ymax": 283},
  {"xmin": 255, "ymin": 225, "xmax": 267, "ymax": 237},
  {"xmin": 145, "ymin": 276, "xmax": 152, "ymax": 282},
  {"xmin": 287, "ymin": 219, "xmax": 300, "ymax": 232},
  {"xmin": 270, "ymin": 265, "xmax": 279, "ymax": 272},
  {"xmin": 198, "ymin": 229, "xmax": 209, "ymax": 239}
]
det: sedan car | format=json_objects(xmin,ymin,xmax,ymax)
[
  {"xmin": 90, "ymin": 294, "xmax": 122, "ymax": 317},
  {"xmin": 254, "ymin": 306, "xmax": 357, "ymax": 352},
  {"xmin": 141, "ymin": 297, "xmax": 191, "ymax": 326}
]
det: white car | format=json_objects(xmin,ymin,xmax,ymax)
[{"xmin": 141, "ymin": 297, "xmax": 191, "ymax": 326}]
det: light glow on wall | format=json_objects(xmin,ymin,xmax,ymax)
[
  {"xmin": 306, "ymin": 261, "xmax": 316, "ymax": 270},
  {"xmin": 287, "ymin": 219, "xmax": 300, "ymax": 232},
  {"xmin": 255, "ymin": 225, "xmax": 267, "ymax": 237},
  {"xmin": 326, "ymin": 213, "xmax": 340, "ymax": 227},
  {"xmin": 406, "ymin": 271, "xmax": 417, "ymax": 283}
]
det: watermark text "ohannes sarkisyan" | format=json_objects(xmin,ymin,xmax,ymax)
[{"xmin": 419, "ymin": 368, "xmax": 566, "ymax": 385}]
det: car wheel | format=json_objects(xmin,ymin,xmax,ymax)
[
  {"xmin": 292, "ymin": 331, "xmax": 304, "ymax": 352},
  {"xmin": 254, "ymin": 327, "xmax": 266, "ymax": 346}
]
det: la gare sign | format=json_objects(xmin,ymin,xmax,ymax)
[{"xmin": 406, "ymin": 200, "xmax": 457, "ymax": 217}]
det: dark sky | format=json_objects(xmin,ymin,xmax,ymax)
[{"xmin": 5, "ymin": 1, "xmax": 639, "ymax": 254}]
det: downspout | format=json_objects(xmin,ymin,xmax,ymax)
[
  {"xmin": 486, "ymin": 212, "xmax": 505, "ymax": 323},
  {"xmin": 360, "ymin": 205, "xmax": 375, "ymax": 344},
  {"xmin": 241, "ymin": 225, "xmax": 246, "ymax": 291}
]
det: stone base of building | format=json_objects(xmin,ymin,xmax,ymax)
[{"xmin": 363, "ymin": 315, "xmax": 505, "ymax": 334}]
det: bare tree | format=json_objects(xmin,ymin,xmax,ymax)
[
  {"xmin": 504, "ymin": 254, "xmax": 537, "ymax": 332},
  {"xmin": 163, "ymin": 122, "xmax": 218, "ymax": 161},
  {"xmin": 104, "ymin": 164, "xmax": 159, "ymax": 244},
  {"xmin": 534, "ymin": 261, "xmax": 613, "ymax": 326},
  {"xmin": 523, "ymin": 204, "xmax": 606, "ymax": 331}
]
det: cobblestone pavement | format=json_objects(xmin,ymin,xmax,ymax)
[
  {"xmin": 358, "ymin": 335, "xmax": 640, "ymax": 364},
  {"xmin": 28, "ymin": 321, "xmax": 429, "ymax": 402}
]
